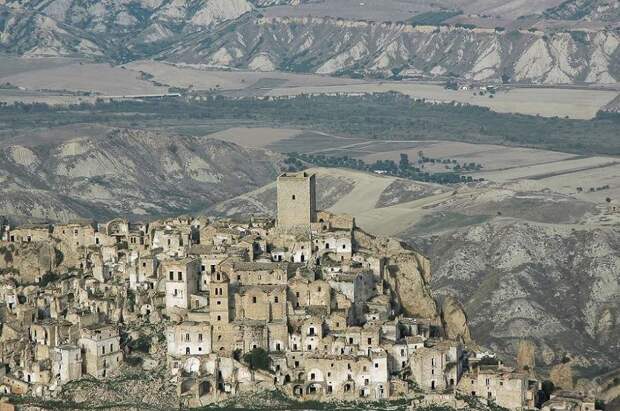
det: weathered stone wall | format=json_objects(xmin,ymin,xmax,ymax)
[
  {"xmin": 277, "ymin": 172, "xmax": 316, "ymax": 227},
  {"xmin": 0, "ymin": 242, "xmax": 58, "ymax": 283}
]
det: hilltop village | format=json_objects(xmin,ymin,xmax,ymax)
[{"xmin": 0, "ymin": 172, "xmax": 596, "ymax": 410}]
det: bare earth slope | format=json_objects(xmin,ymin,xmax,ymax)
[
  {"xmin": 411, "ymin": 220, "xmax": 620, "ymax": 378},
  {"xmin": 1, "ymin": 0, "xmax": 618, "ymax": 84},
  {"xmin": 161, "ymin": 16, "xmax": 620, "ymax": 84},
  {"xmin": 0, "ymin": 130, "xmax": 282, "ymax": 222}
]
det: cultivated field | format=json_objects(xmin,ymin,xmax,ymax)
[
  {"xmin": 359, "ymin": 141, "xmax": 578, "ymax": 170},
  {"xmin": 0, "ymin": 62, "xmax": 166, "ymax": 95},
  {"xmin": 209, "ymin": 125, "xmax": 620, "ymax": 206},
  {"xmin": 261, "ymin": 0, "xmax": 566, "ymax": 21},
  {"xmin": 0, "ymin": 124, "xmax": 115, "ymax": 147},
  {"xmin": 262, "ymin": 0, "xmax": 436, "ymax": 21},
  {"xmin": 1, "ymin": 56, "xmax": 616, "ymax": 119},
  {"xmin": 471, "ymin": 157, "xmax": 620, "ymax": 202},
  {"xmin": 125, "ymin": 60, "xmax": 364, "ymax": 91},
  {"xmin": 265, "ymin": 83, "xmax": 619, "ymax": 119},
  {"xmin": 206, "ymin": 127, "xmax": 304, "ymax": 147},
  {"xmin": 0, "ymin": 55, "xmax": 83, "ymax": 78}
]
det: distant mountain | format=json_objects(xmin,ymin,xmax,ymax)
[
  {"xmin": 1, "ymin": 0, "xmax": 619, "ymax": 84},
  {"xmin": 0, "ymin": 129, "xmax": 282, "ymax": 222}
]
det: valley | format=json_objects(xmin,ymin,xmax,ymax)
[
  {"xmin": 0, "ymin": 0, "xmax": 619, "ymax": 407},
  {"xmin": 1, "ymin": 58, "xmax": 617, "ymax": 119}
]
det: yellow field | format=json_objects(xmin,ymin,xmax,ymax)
[{"xmin": 266, "ymin": 83, "xmax": 619, "ymax": 119}]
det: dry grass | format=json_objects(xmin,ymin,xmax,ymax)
[
  {"xmin": 124, "ymin": 60, "xmax": 363, "ymax": 91},
  {"xmin": 0, "ymin": 62, "xmax": 166, "ymax": 95},
  {"xmin": 2, "ymin": 57, "xmax": 615, "ymax": 120},
  {"xmin": 0, "ymin": 55, "xmax": 82, "ymax": 77},
  {"xmin": 472, "ymin": 160, "xmax": 620, "ymax": 203},
  {"xmin": 266, "ymin": 83, "xmax": 619, "ymax": 119},
  {"xmin": 206, "ymin": 127, "xmax": 303, "ymax": 147},
  {"xmin": 262, "ymin": 0, "xmax": 565, "ymax": 21},
  {"xmin": 359, "ymin": 141, "xmax": 577, "ymax": 171}
]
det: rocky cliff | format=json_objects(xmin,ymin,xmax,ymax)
[
  {"xmin": 415, "ymin": 219, "xmax": 620, "ymax": 376},
  {"xmin": 545, "ymin": 0, "xmax": 620, "ymax": 22},
  {"xmin": 353, "ymin": 228, "xmax": 440, "ymax": 321},
  {"xmin": 0, "ymin": 0, "xmax": 254, "ymax": 56}
]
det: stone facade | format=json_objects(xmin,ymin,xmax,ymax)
[
  {"xmin": 78, "ymin": 325, "xmax": 122, "ymax": 378},
  {"xmin": 277, "ymin": 172, "xmax": 316, "ymax": 228}
]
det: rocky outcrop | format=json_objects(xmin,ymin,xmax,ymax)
[
  {"xmin": 387, "ymin": 253, "xmax": 438, "ymax": 320},
  {"xmin": 517, "ymin": 340, "xmax": 536, "ymax": 373},
  {"xmin": 0, "ymin": 242, "xmax": 59, "ymax": 283},
  {"xmin": 440, "ymin": 295, "xmax": 472, "ymax": 344},
  {"xmin": 353, "ymin": 229, "xmax": 439, "ymax": 320},
  {"xmin": 0, "ymin": 0, "xmax": 253, "ymax": 57},
  {"xmin": 545, "ymin": 0, "xmax": 620, "ymax": 22},
  {"xmin": 1, "ymin": 2, "xmax": 618, "ymax": 84},
  {"xmin": 550, "ymin": 361, "xmax": 575, "ymax": 390},
  {"xmin": 414, "ymin": 219, "xmax": 620, "ymax": 375}
]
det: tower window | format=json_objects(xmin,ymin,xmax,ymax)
[{"xmin": 292, "ymin": 195, "xmax": 296, "ymax": 200}]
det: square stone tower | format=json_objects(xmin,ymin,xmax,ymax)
[{"xmin": 277, "ymin": 172, "xmax": 316, "ymax": 227}]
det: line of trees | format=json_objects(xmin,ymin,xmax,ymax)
[{"xmin": 285, "ymin": 152, "xmax": 483, "ymax": 185}]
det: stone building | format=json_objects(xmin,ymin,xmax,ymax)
[
  {"xmin": 51, "ymin": 345, "xmax": 82, "ymax": 384},
  {"xmin": 78, "ymin": 324, "xmax": 122, "ymax": 378},
  {"xmin": 235, "ymin": 284, "xmax": 287, "ymax": 322},
  {"xmin": 541, "ymin": 391, "xmax": 596, "ymax": 411},
  {"xmin": 0, "ymin": 172, "xmax": 579, "ymax": 407},
  {"xmin": 410, "ymin": 340, "xmax": 463, "ymax": 391},
  {"xmin": 163, "ymin": 258, "xmax": 200, "ymax": 310},
  {"xmin": 166, "ymin": 321, "xmax": 212, "ymax": 357},
  {"xmin": 209, "ymin": 272, "xmax": 230, "ymax": 323},
  {"xmin": 457, "ymin": 362, "xmax": 538, "ymax": 410},
  {"xmin": 7, "ymin": 225, "xmax": 51, "ymax": 243},
  {"xmin": 277, "ymin": 172, "xmax": 316, "ymax": 228}
]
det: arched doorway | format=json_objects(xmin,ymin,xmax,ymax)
[{"xmin": 306, "ymin": 383, "xmax": 322, "ymax": 395}]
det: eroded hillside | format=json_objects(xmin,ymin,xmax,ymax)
[
  {"xmin": 163, "ymin": 16, "xmax": 620, "ymax": 83},
  {"xmin": 0, "ymin": 129, "xmax": 282, "ymax": 222},
  {"xmin": 415, "ymin": 221, "xmax": 620, "ymax": 377},
  {"xmin": 0, "ymin": 0, "xmax": 618, "ymax": 84}
]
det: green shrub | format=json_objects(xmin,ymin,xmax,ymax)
[
  {"xmin": 243, "ymin": 348, "xmax": 271, "ymax": 371},
  {"xmin": 39, "ymin": 271, "xmax": 59, "ymax": 287},
  {"xmin": 125, "ymin": 356, "xmax": 143, "ymax": 367}
]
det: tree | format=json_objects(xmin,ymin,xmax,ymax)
[
  {"xmin": 39, "ymin": 272, "xmax": 59, "ymax": 287},
  {"xmin": 243, "ymin": 348, "xmax": 271, "ymax": 371},
  {"xmin": 399, "ymin": 153, "xmax": 409, "ymax": 170}
]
